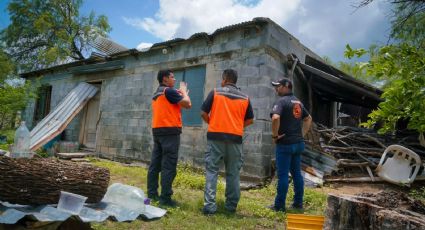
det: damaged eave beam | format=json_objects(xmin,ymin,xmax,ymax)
[{"xmin": 298, "ymin": 63, "xmax": 382, "ymax": 102}]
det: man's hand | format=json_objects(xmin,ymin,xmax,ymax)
[
  {"xmin": 272, "ymin": 134, "xmax": 285, "ymax": 144},
  {"xmin": 178, "ymin": 81, "xmax": 192, "ymax": 109},
  {"xmin": 179, "ymin": 81, "xmax": 189, "ymax": 95}
]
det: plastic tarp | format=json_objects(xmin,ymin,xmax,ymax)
[{"xmin": 0, "ymin": 184, "xmax": 166, "ymax": 224}]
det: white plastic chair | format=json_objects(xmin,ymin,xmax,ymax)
[{"xmin": 376, "ymin": 145, "xmax": 422, "ymax": 186}]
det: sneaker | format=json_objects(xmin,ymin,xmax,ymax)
[
  {"xmin": 202, "ymin": 207, "xmax": 216, "ymax": 216},
  {"xmin": 159, "ymin": 198, "xmax": 178, "ymax": 207},
  {"xmin": 266, "ymin": 204, "xmax": 285, "ymax": 212}
]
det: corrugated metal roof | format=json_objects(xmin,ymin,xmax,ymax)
[
  {"xmin": 91, "ymin": 36, "xmax": 128, "ymax": 56},
  {"xmin": 30, "ymin": 82, "xmax": 98, "ymax": 151}
]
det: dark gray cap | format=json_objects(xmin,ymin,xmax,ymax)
[{"xmin": 271, "ymin": 78, "xmax": 292, "ymax": 88}]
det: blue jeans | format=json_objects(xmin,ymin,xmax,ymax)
[{"xmin": 274, "ymin": 142, "xmax": 305, "ymax": 210}]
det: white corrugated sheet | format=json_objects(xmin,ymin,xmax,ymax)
[{"xmin": 30, "ymin": 82, "xmax": 98, "ymax": 151}]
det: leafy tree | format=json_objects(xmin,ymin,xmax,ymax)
[
  {"xmin": 1, "ymin": 0, "xmax": 111, "ymax": 72},
  {"xmin": 0, "ymin": 50, "xmax": 15, "ymax": 84},
  {"xmin": 345, "ymin": 1, "xmax": 425, "ymax": 134},
  {"xmin": 0, "ymin": 48, "xmax": 37, "ymax": 130},
  {"xmin": 321, "ymin": 54, "xmax": 381, "ymax": 86},
  {"xmin": 0, "ymin": 81, "xmax": 36, "ymax": 129}
]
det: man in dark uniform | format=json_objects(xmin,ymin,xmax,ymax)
[
  {"xmin": 148, "ymin": 69, "xmax": 191, "ymax": 207},
  {"xmin": 269, "ymin": 78, "xmax": 312, "ymax": 212},
  {"xmin": 200, "ymin": 69, "xmax": 254, "ymax": 215}
]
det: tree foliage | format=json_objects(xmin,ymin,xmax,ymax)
[
  {"xmin": 346, "ymin": 44, "xmax": 425, "ymax": 133},
  {"xmin": 0, "ymin": 81, "xmax": 37, "ymax": 129},
  {"xmin": 345, "ymin": 1, "xmax": 425, "ymax": 134},
  {"xmin": 0, "ymin": 50, "xmax": 15, "ymax": 84},
  {"xmin": 1, "ymin": 0, "xmax": 111, "ymax": 72}
]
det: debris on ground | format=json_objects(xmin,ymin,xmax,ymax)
[{"xmin": 303, "ymin": 123, "xmax": 425, "ymax": 185}]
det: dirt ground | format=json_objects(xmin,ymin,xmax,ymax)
[
  {"xmin": 321, "ymin": 181, "xmax": 425, "ymax": 196},
  {"xmin": 321, "ymin": 182, "xmax": 389, "ymax": 195}
]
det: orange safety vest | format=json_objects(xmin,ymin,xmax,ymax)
[
  {"xmin": 207, "ymin": 86, "xmax": 249, "ymax": 142},
  {"xmin": 152, "ymin": 86, "xmax": 182, "ymax": 135}
]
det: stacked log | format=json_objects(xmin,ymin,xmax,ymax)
[{"xmin": 0, "ymin": 156, "xmax": 110, "ymax": 205}]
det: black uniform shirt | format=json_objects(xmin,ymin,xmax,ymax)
[{"xmin": 270, "ymin": 93, "xmax": 309, "ymax": 145}]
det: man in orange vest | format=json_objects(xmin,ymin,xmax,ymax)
[
  {"xmin": 148, "ymin": 69, "xmax": 191, "ymax": 207},
  {"xmin": 200, "ymin": 69, "xmax": 254, "ymax": 215}
]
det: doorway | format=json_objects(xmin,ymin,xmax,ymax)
[{"xmin": 79, "ymin": 83, "xmax": 101, "ymax": 149}]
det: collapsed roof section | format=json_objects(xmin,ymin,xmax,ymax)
[{"xmin": 301, "ymin": 55, "xmax": 383, "ymax": 109}]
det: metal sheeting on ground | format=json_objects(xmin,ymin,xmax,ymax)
[
  {"xmin": 30, "ymin": 82, "xmax": 98, "ymax": 151},
  {"xmin": 0, "ymin": 201, "xmax": 166, "ymax": 224}
]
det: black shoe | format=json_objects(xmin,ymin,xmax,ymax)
[
  {"xmin": 159, "ymin": 198, "xmax": 178, "ymax": 207},
  {"xmin": 202, "ymin": 207, "xmax": 216, "ymax": 216},
  {"xmin": 148, "ymin": 194, "xmax": 159, "ymax": 201},
  {"xmin": 266, "ymin": 204, "xmax": 285, "ymax": 212},
  {"xmin": 224, "ymin": 208, "xmax": 236, "ymax": 214},
  {"xmin": 289, "ymin": 204, "xmax": 304, "ymax": 213}
]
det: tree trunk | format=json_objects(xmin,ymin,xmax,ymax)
[
  {"xmin": 324, "ymin": 194, "xmax": 425, "ymax": 229},
  {"xmin": 0, "ymin": 156, "xmax": 110, "ymax": 205}
]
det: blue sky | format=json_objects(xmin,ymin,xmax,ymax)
[{"xmin": 1, "ymin": 0, "xmax": 391, "ymax": 62}]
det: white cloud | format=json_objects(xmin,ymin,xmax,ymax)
[
  {"xmin": 136, "ymin": 42, "xmax": 153, "ymax": 51},
  {"xmin": 124, "ymin": 0, "xmax": 301, "ymax": 40},
  {"xmin": 285, "ymin": 0, "xmax": 390, "ymax": 61},
  {"xmin": 124, "ymin": 0, "xmax": 390, "ymax": 61}
]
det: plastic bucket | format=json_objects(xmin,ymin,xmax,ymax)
[{"xmin": 57, "ymin": 191, "xmax": 88, "ymax": 214}]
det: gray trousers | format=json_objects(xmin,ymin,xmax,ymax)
[
  {"xmin": 147, "ymin": 135, "xmax": 180, "ymax": 200},
  {"xmin": 204, "ymin": 140, "xmax": 243, "ymax": 212}
]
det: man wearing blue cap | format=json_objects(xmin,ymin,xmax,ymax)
[{"xmin": 269, "ymin": 77, "xmax": 312, "ymax": 212}]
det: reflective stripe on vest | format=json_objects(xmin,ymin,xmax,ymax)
[
  {"xmin": 152, "ymin": 86, "xmax": 182, "ymax": 130},
  {"xmin": 208, "ymin": 87, "xmax": 249, "ymax": 137}
]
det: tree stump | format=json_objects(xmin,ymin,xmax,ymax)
[
  {"xmin": 324, "ymin": 193, "xmax": 425, "ymax": 229},
  {"xmin": 0, "ymin": 156, "xmax": 110, "ymax": 205}
]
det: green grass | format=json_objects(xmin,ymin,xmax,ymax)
[
  {"xmin": 0, "ymin": 129, "xmax": 14, "ymax": 151},
  {"xmin": 90, "ymin": 159, "xmax": 327, "ymax": 229},
  {"xmin": 410, "ymin": 186, "xmax": 425, "ymax": 203}
]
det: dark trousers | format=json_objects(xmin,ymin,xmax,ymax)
[{"xmin": 147, "ymin": 135, "xmax": 180, "ymax": 200}]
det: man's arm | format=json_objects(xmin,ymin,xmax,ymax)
[
  {"xmin": 178, "ymin": 82, "xmax": 191, "ymax": 109},
  {"xmin": 271, "ymin": 114, "xmax": 284, "ymax": 143},
  {"xmin": 302, "ymin": 115, "xmax": 312, "ymax": 137},
  {"xmin": 244, "ymin": 119, "xmax": 253, "ymax": 127},
  {"xmin": 201, "ymin": 111, "xmax": 209, "ymax": 124}
]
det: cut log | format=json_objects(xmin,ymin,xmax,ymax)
[
  {"xmin": 324, "ymin": 194, "xmax": 425, "ymax": 229},
  {"xmin": 0, "ymin": 156, "xmax": 110, "ymax": 205}
]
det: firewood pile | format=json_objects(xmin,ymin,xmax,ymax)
[
  {"xmin": 0, "ymin": 156, "xmax": 110, "ymax": 205},
  {"xmin": 305, "ymin": 123, "xmax": 425, "ymax": 179}
]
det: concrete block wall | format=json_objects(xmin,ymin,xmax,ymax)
[{"xmin": 95, "ymin": 70, "xmax": 155, "ymax": 161}]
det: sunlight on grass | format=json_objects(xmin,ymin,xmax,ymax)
[{"xmin": 90, "ymin": 158, "xmax": 327, "ymax": 229}]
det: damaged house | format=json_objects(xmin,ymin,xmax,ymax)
[{"xmin": 21, "ymin": 17, "xmax": 383, "ymax": 182}]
